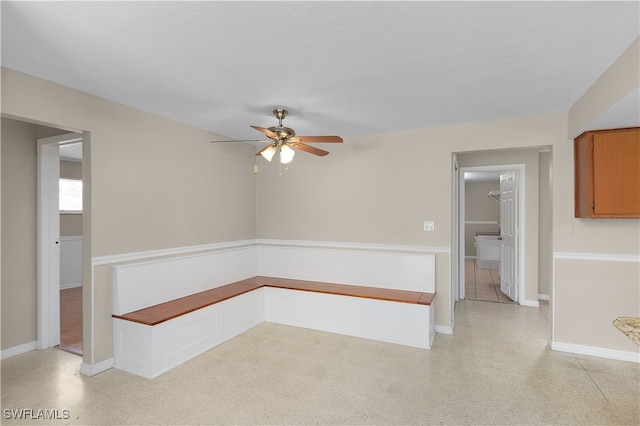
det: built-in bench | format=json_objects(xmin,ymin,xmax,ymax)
[
  {"xmin": 112, "ymin": 245, "xmax": 436, "ymax": 379},
  {"xmin": 113, "ymin": 276, "xmax": 435, "ymax": 326}
]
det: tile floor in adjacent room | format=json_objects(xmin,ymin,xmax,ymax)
[
  {"xmin": 2, "ymin": 299, "xmax": 638, "ymax": 425},
  {"xmin": 465, "ymin": 257, "xmax": 514, "ymax": 303}
]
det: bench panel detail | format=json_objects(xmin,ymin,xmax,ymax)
[
  {"xmin": 264, "ymin": 287, "xmax": 434, "ymax": 349},
  {"xmin": 113, "ymin": 289, "xmax": 264, "ymax": 379}
]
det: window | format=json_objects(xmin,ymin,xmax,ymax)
[{"xmin": 59, "ymin": 179, "xmax": 83, "ymax": 212}]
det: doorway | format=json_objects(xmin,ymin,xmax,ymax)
[
  {"xmin": 37, "ymin": 132, "xmax": 83, "ymax": 355},
  {"xmin": 59, "ymin": 141, "xmax": 83, "ymax": 355},
  {"xmin": 456, "ymin": 164, "xmax": 525, "ymax": 305}
]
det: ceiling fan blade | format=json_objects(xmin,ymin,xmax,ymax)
[
  {"xmin": 210, "ymin": 139, "xmax": 270, "ymax": 143},
  {"xmin": 291, "ymin": 142, "xmax": 330, "ymax": 156},
  {"xmin": 289, "ymin": 135, "xmax": 343, "ymax": 143},
  {"xmin": 250, "ymin": 125, "xmax": 278, "ymax": 139}
]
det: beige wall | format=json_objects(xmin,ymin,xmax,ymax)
[
  {"xmin": 0, "ymin": 118, "xmax": 76, "ymax": 350},
  {"xmin": 555, "ymin": 259, "xmax": 639, "ymax": 351},
  {"xmin": 257, "ymin": 114, "xmax": 562, "ymax": 327},
  {"xmin": 1, "ymin": 118, "xmax": 81, "ymax": 350},
  {"xmin": 1, "ymin": 118, "xmax": 38, "ymax": 349},
  {"xmin": 60, "ymin": 214, "xmax": 82, "ymax": 237},
  {"xmin": 2, "ymin": 68, "xmax": 257, "ymax": 362},
  {"xmin": 60, "ymin": 159, "xmax": 82, "ymax": 179},
  {"xmin": 257, "ymin": 108, "xmax": 638, "ymax": 354},
  {"xmin": 568, "ymin": 37, "xmax": 639, "ymax": 137},
  {"xmin": 538, "ymin": 150, "xmax": 552, "ymax": 297},
  {"xmin": 464, "ymin": 181, "xmax": 500, "ymax": 257}
]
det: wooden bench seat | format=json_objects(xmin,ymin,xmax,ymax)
[
  {"xmin": 113, "ymin": 276, "xmax": 435, "ymax": 326},
  {"xmin": 112, "ymin": 278, "xmax": 263, "ymax": 326}
]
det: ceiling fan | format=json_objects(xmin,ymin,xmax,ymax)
[{"xmin": 210, "ymin": 108, "xmax": 343, "ymax": 164}]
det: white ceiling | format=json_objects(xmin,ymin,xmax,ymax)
[{"xmin": 2, "ymin": 1, "xmax": 639, "ymax": 141}]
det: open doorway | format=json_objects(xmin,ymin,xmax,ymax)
[
  {"xmin": 452, "ymin": 146, "xmax": 553, "ymax": 314},
  {"xmin": 58, "ymin": 141, "xmax": 83, "ymax": 355},
  {"xmin": 37, "ymin": 132, "xmax": 83, "ymax": 356},
  {"xmin": 458, "ymin": 165, "xmax": 524, "ymax": 304}
]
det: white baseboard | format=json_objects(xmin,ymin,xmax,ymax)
[
  {"xmin": 551, "ymin": 341, "xmax": 640, "ymax": 363},
  {"xmin": 521, "ymin": 299, "xmax": 540, "ymax": 308},
  {"xmin": 538, "ymin": 293, "xmax": 549, "ymax": 301},
  {"xmin": 80, "ymin": 358, "xmax": 114, "ymax": 376},
  {"xmin": 1, "ymin": 341, "xmax": 37, "ymax": 360},
  {"xmin": 60, "ymin": 282, "xmax": 82, "ymax": 290},
  {"xmin": 435, "ymin": 325, "xmax": 453, "ymax": 335}
]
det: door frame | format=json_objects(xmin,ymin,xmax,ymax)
[
  {"xmin": 37, "ymin": 132, "xmax": 83, "ymax": 350},
  {"xmin": 455, "ymin": 163, "xmax": 525, "ymax": 304}
]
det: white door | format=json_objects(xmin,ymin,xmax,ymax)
[
  {"xmin": 499, "ymin": 171, "xmax": 518, "ymax": 301},
  {"xmin": 37, "ymin": 138, "xmax": 61, "ymax": 349}
]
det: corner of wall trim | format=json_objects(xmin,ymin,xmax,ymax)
[
  {"xmin": 434, "ymin": 325, "xmax": 453, "ymax": 335},
  {"xmin": 92, "ymin": 239, "xmax": 257, "ymax": 266},
  {"xmin": 80, "ymin": 358, "xmax": 114, "ymax": 376},
  {"xmin": 256, "ymin": 239, "xmax": 450, "ymax": 254}
]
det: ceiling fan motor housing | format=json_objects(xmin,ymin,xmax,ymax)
[{"xmin": 268, "ymin": 125, "xmax": 295, "ymax": 141}]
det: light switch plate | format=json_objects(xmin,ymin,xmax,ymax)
[{"xmin": 423, "ymin": 221, "xmax": 435, "ymax": 231}]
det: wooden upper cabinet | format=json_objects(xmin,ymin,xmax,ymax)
[{"xmin": 574, "ymin": 127, "xmax": 640, "ymax": 218}]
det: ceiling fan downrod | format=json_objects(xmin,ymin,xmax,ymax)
[
  {"xmin": 268, "ymin": 108, "xmax": 295, "ymax": 140},
  {"xmin": 273, "ymin": 108, "xmax": 288, "ymax": 126}
]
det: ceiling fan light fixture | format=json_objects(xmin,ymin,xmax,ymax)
[
  {"xmin": 261, "ymin": 145, "xmax": 277, "ymax": 162},
  {"xmin": 213, "ymin": 108, "xmax": 342, "ymax": 163},
  {"xmin": 280, "ymin": 144, "xmax": 295, "ymax": 164}
]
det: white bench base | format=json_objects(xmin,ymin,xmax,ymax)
[
  {"xmin": 114, "ymin": 287, "xmax": 434, "ymax": 379},
  {"xmin": 113, "ymin": 289, "xmax": 264, "ymax": 379},
  {"xmin": 265, "ymin": 287, "xmax": 435, "ymax": 349}
]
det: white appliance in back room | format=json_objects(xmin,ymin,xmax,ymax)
[{"xmin": 475, "ymin": 233, "xmax": 501, "ymax": 270}]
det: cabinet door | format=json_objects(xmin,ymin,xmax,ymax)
[
  {"xmin": 592, "ymin": 129, "xmax": 640, "ymax": 217},
  {"xmin": 574, "ymin": 132, "xmax": 593, "ymax": 218}
]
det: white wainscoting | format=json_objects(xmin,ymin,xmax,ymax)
[
  {"xmin": 112, "ymin": 244, "xmax": 257, "ymax": 315},
  {"xmin": 257, "ymin": 239, "xmax": 436, "ymax": 293},
  {"xmin": 110, "ymin": 239, "xmax": 439, "ymax": 379},
  {"xmin": 60, "ymin": 236, "xmax": 82, "ymax": 289}
]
